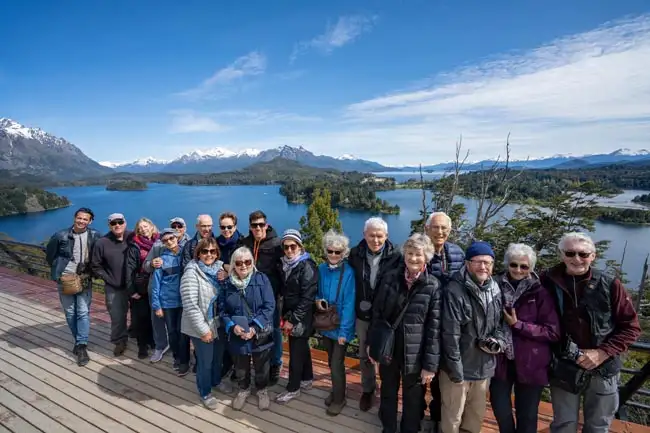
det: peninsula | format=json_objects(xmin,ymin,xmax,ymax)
[{"xmin": 0, "ymin": 186, "xmax": 70, "ymax": 217}]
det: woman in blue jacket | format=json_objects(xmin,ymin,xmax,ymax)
[
  {"xmin": 316, "ymin": 230, "xmax": 356, "ymax": 416},
  {"xmin": 219, "ymin": 246, "xmax": 275, "ymax": 412},
  {"xmin": 152, "ymin": 228, "xmax": 190, "ymax": 373}
]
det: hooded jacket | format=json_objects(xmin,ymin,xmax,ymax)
[
  {"xmin": 241, "ymin": 225, "xmax": 283, "ymax": 296},
  {"xmin": 151, "ymin": 248, "xmax": 183, "ymax": 310}
]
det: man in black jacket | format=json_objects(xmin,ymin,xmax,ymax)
[
  {"xmin": 45, "ymin": 207, "xmax": 101, "ymax": 366},
  {"xmin": 90, "ymin": 213, "xmax": 133, "ymax": 356},
  {"xmin": 181, "ymin": 214, "xmax": 215, "ymax": 269},
  {"xmin": 348, "ymin": 217, "xmax": 402, "ymax": 411},
  {"xmin": 241, "ymin": 210, "xmax": 284, "ymax": 385}
]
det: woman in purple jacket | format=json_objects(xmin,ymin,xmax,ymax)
[{"xmin": 489, "ymin": 243, "xmax": 561, "ymax": 433}]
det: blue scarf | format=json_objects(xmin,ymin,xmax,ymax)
[
  {"xmin": 198, "ymin": 260, "xmax": 221, "ymax": 288},
  {"xmin": 281, "ymin": 252, "xmax": 311, "ymax": 277},
  {"xmin": 217, "ymin": 231, "xmax": 241, "ymax": 264}
]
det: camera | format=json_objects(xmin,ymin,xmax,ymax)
[{"xmin": 478, "ymin": 337, "xmax": 502, "ymax": 354}]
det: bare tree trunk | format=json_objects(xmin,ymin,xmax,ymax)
[{"xmin": 636, "ymin": 255, "xmax": 648, "ymax": 314}]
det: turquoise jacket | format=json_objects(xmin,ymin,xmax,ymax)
[{"xmin": 317, "ymin": 261, "xmax": 356, "ymax": 342}]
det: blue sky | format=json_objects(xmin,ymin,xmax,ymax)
[{"xmin": 2, "ymin": 0, "xmax": 650, "ymax": 165}]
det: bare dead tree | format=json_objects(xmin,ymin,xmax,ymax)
[
  {"xmin": 419, "ymin": 164, "xmax": 428, "ymax": 233},
  {"xmin": 434, "ymin": 135, "xmax": 470, "ymax": 214}
]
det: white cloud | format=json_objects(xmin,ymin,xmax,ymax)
[
  {"xmin": 169, "ymin": 111, "xmax": 227, "ymax": 133},
  {"xmin": 290, "ymin": 15, "xmax": 377, "ymax": 63},
  {"xmin": 176, "ymin": 51, "xmax": 266, "ymax": 99},
  {"xmin": 168, "ymin": 109, "xmax": 320, "ymax": 134}
]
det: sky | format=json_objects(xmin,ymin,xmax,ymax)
[{"xmin": 2, "ymin": 0, "xmax": 650, "ymax": 166}]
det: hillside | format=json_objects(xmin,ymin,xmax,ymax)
[
  {"xmin": 106, "ymin": 180, "xmax": 148, "ymax": 191},
  {"xmin": 0, "ymin": 186, "xmax": 70, "ymax": 217}
]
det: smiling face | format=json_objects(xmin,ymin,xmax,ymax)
[
  {"xmin": 283, "ymin": 240, "xmax": 301, "ymax": 260},
  {"xmin": 198, "ymin": 244, "xmax": 218, "ymax": 266},
  {"xmin": 364, "ymin": 228, "xmax": 387, "ymax": 253},
  {"xmin": 561, "ymin": 240, "xmax": 596, "ymax": 276},
  {"xmin": 250, "ymin": 218, "xmax": 268, "ymax": 241},
  {"xmin": 467, "ymin": 255, "xmax": 494, "ymax": 285},
  {"xmin": 326, "ymin": 245, "xmax": 344, "ymax": 265},
  {"xmin": 162, "ymin": 234, "xmax": 178, "ymax": 251},
  {"xmin": 404, "ymin": 246, "xmax": 426, "ymax": 274},
  {"xmin": 233, "ymin": 254, "xmax": 254, "ymax": 279},
  {"xmin": 426, "ymin": 215, "xmax": 451, "ymax": 250},
  {"xmin": 196, "ymin": 216, "xmax": 213, "ymax": 239},
  {"xmin": 171, "ymin": 221, "xmax": 186, "ymax": 237},
  {"xmin": 73, "ymin": 211, "xmax": 92, "ymax": 233},
  {"xmin": 137, "ymin": 221, "xmax": 154, "ymax": 239},
  {"xmin": 508, "ymin": 255, "xmax": 531, "ymax": 281},
  {"xmin": 220, "ymin": 217, "xmax": 236, "ymax": 239}
]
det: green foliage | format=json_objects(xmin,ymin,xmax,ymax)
[
  {"xmin": 598, "ymin": 207, "xmax": 650, "ymax": 225},
  {"xmin": 0, "ymin": 186, "xmax": 70, "ymax": 217},
  {"xmin": 106, "ymin": 179, "xmax": 148, "ymax": 191},
  {"xmin": 298, "ymin": 189, "xmax": 343, "ymax": 264},
  {"xmin": 633, "ymin": 193, "xmax": 650, "ymax": 204}
]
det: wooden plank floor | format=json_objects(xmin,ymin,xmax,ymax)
[{"xmin": 0, "ymin": 266, "xmax": 648, "ymax": 433}]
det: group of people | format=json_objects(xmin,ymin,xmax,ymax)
[{"xmin": 45, "ymin": 206, "xmax": 641, "ymax": 433}]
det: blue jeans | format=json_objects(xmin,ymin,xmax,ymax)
[
  {"xmin": 162, "ymin": 307, "xmax": 190, "ymax": 365},
  {"xmin": 272, "ymin": 306, "xmax": 283, "ymax": 367},
  {"xmin": 58, "ymin": 284, "xmax": 92, "ymax": 345},
  {"xmin": 151, "ymin": 304, "xmax": 168, "ymax": 351},
  {"xmin": 191, "ymin": 335, "xmax": 226, "ymax": 398}
]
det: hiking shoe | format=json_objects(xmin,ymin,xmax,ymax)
[
  {"xmin": 258, "ymin": 388, "xmax": 270, "ymax": 411},
  {"xmin": 113, "ymin": 341, "xmax": 127, "ymax": 357},
  {"xmin": 76, "ymin": 345, "xmax": 90, "ymax": 367},
  {"xmin": 137, "ymin": 345, "xmax": 149, "ymax": 359},
  {"xmin": 201, "ymin": 394, "xmax": 218, "ymax": 410},
  {"xmin": 178, "ymin": 363, "xmax": 190, "ymax": 377},
  {"xmin": 326, "ymin": 399, "xmax": 347, "ymax": 416},
  {"xmin": 359, "ymin": 392, "xmax": 374, "ymax": 412},
  {"xmin": 325, "ymin": 392, "xmax": 334, "ymax": 407},
  {"xmin": 269, "ymin": 364, "xmax": 281, "ymax": 386},
  {"xmin": 276, "ymin": 390, "xmax": 300, "ymax": 404},
  {"xmin": 300, "ymin": 380, "xmax": 313, "ymax": 391},
  {"xmin": 150, "ymin": 345, "xmax": 169, "ymax": 363},
  {"xmin": 232, "ymin": 389, "xmax": 250, "ymax": 411},
  {"xmin": 72, "ymin": 344, "xmax": 79, "ymax": 355},
  {"xmin": 215, "ymin": 381, "xmax": 233, "ymax": 394}
]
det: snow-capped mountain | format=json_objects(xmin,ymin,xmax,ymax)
[{"xmin": 0, "ymin": 118, "xmax": 112, "ymax": 179}]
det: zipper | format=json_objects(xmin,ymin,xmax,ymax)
[{"xmin": 572, "ymin": 276, "xmax": 578, "ymax": 308}]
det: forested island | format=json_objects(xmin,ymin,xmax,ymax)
[
  {"xmin": 106, "ymin": 180, "xmax": 148, "ymax": 191},
  {"xmin": 0, "ymin": 186, "xmax": 70, "ymax": 217},
  {"xmin": 633, "ymin": 193, "xmax": 650, "ymax": 205}
]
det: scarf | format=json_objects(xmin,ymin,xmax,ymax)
[
  {"xmin": 134, "ymin": 233, "xmax": 158, "ymax": 271},
  {"xmin": 501, "ymin": 274, "xmax": 533, "ymax": 360},
  {"xmin": 404, "ymin": 265, "xmax": 425, "ymax": 289},
  {"xmin": 230, "ymin": 270, "xmax": 254, "ymax": 292},
  {"xmin": 198, "ymin": 260, "xmax": 221, "ymax": 288},
  {"xmin": 281, "ymin": 252, "xmax": 311, "ymax": 279},
  {"xmin": 217, "ymin": 230, "xmax": 240, "ymax": 248},
  {"xmin": 327, "ymin": 259, "xmax": 344, "ymax": 271}
]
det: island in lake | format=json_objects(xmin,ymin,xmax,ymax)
[
  {"xmin": 0, "ymin": 186, "xmax": 70, "ymax": 217},
  {"xmin": 106, "ymin": 180, "xmax": 148, "ymax": 191},
  {"xmin": 632, "ymin": 193, "xmax": 650, "ymax": 206}
]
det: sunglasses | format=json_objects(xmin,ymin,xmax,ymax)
[
  {"xmin": 283, "ymin": 243, "xmax": 299, "ymax": 251},
  {"xmin": 250, "ymin": 222, "xmax": 266, "ymax": 229},
  {"xmin": 327, "ymin": 249, "xmax": 342, "ymax": 256},
  {"xmin": 162, "ymin": 236, "xmax": 176, "ymax": 243},
  {"xmin": 220, "ymin": 225, "xmax": 234, "ymax": 230},
  {"xmin": 509, "ymin": 263, "xmax": 530, "ymax": 271},
  {"xmin": 564, "ymin": 251, "xmax": 592, "ymax": 259},
  {"xmin": 110, "ymin": 220, "xmax": 125, "ymax": 226},
  {"xmin": 199, "ymin": 248, "xmax": 218, "ymax": 255},
  {"xmin": 234, "ymin": 259, "xmax": 253, "ymax": 267},
  {"xmin": 171, "ymin": 223, "xmax": 184, "ymax": 229}
]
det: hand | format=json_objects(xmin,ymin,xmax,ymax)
[
  {"xmin": 131, "ymin": 293, "xmax": 141, "ymax": 300},
  {"xmin": 577, "ymin": 349, "xmax": 609, "ymax": 370},
  {"xmin": 155, "ymin": 309, "xmax": 164, "ymax": 318},
  {"xmin": 503, "ymin": 308, "xmax": 518, "ymax": 326},
  {"xmin": 283, "ymin": 321, "xmax": 294, "ymax": 333},
  {"xmin": 245, "ymin": 328, "xmax": 257, "ymax": 340},
  {"xmin": 338, "ymin": 337, "xmax": 347, "ymax": 345},
  {"xmin": 420, "ymin": 369, "xmax": 436, "ymax": 384},
  {"xmin": 200, "ymin": 330, "xmax": 213, "ymax": 343},
  {"xmin": 152, "ymin": 258, "xmax": 163, "ymax": 268},
  {"xmin": 233, "ymin": 325, "xmax": 245, "ymax": 337},
  {"xmin": 366, "ymin": 346, "xmax": 375, "ymax": 365},
  {"xmin": 217, "ymin": 269, "xmax": 227, "ymax": 281}
]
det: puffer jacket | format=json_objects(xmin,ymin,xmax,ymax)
[
  {"xmin": 45, "ymin": 227, "xmax": 102, "ymax": 281},
  {"xmin": 441, "ymin": 267, "xmax": 505, "ymax": 382},
  {"xmin": 219, "ymin": 271, "xmax": 276, "ymax": 354},
  {"xmin": 427, "ymin": 241, "xmax": 465, "ymax": 284},
  {"xmin": 180, "ymin": 260, "xmax": 224, "ymax": 339},
  {"xmin": 280, "ymin": 257, "xmax": 319, "ymax": 337},
  {"xmin": 317, "ymin": 261, "xmax": 356, "ymax": 342},
  {"xmin": 370, "ymin": 265, "xmax": 442, "ymax": 374},
  {"xmin": 151, "ymin": 248, "xmax": 183, "ymax": 311}
]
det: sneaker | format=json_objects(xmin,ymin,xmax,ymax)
[
  {"xmin": 300, "ymin": 380, "xmax": 313, "ymax": 391},
  {"xmin": 201, "ymin": 394, "xmax": 218, "ymax": 410},
  {"xmin": 326, "ymin": 399, "xmax": 347, "ymax": 416},
  {"xmin": 359, "ymin": 392, "xmax": 374, "ymax": 412},
  {"xmin": 324, "ymin": 392, "xmax": 334, "ymax": 407},
  {"xmin": 172, "ymin": 359, "xmax": 180, "ymax": 371},
  {"xmin": 150, "ymin": 345, "xmax": 169, "ymax": 363},
  {"xmin": 177, "ymin": 363, "xmax": 190, "ymax": 377},
  {"xmin": 269, "ymin": 364, "xmax": 281, "ymax": 386},
  {"xmin": 257, "ymin": 388, "xmax": 270, "ymax": 411},
  {"xmin": 113, "ymin": 340, "xmax": 127, "ymax": 357},
  {"xmin": 232, "ymin": 389, "xmax": 250, "ymax": 411},
  {"xmin": 215, "ymin": 381, "xmax": 233, "ymax": 394},
  {"xmin": 137, "ymin": 345, "xmax": 149, "ymax": 360},
  {"xmin": 76, "ymin": 344, "xmax": 90, "ymax": 367},
  {"xmin": 276, "ymin": 390, "xmax": 300, "ymax": 404}
]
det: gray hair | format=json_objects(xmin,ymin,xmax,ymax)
[
  {"xmin": 402, "ymin": 233, "xmax": 436, "ymax": 262},
  {"xmin": 425, "ymin": 211, "xmax": 452, "ymax": 229},
  {"xmin": 503, "ymin": 243, "xmax": 537, "ymax": 269},
  {"xmin": 322, "ymin": 230, "xmax": 351, "ymax": 259},
  {"xmin": 363, "ymin": 217, "xmax": 388, "ymax": 234},
  {"xmin": 196, "ymin": 214, "xmax": 213, "ymax": 224},
  {"xmin": 230, "ymin": 246, "xmax": 254, "ymax": 270},
  {"xmin": 558, "ymin": 232, "xmax": 596, "ymax": 254}
]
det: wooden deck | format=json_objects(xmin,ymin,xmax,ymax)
[{"xmin": 0, "ymin": 266, "xmax": 648, "ymax": 433}]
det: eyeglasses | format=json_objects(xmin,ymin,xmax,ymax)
[
  {"xmin": 199, "ymin": 224, "xmax": 212, "ymax": 229},
  {"xmin": 171, "ymin": 223, "xmax": 183, "ymax": 229},
  {"xmin": 469, "ymin": 259, "xmax": 494, "ymax": 267},
  {"xmin": 199, "ymin": 248, "xmax": 218, "ymax": 255},
  {"xmin": 564, "ymin": 251, "xmax": 592, "ymax": 259},
  {"xmin": 220, "ymin": 225, "xmax": 234, "ymax": 230},
  {"xmin": 234, "ymin": 259, "xmax": 253, "ymax": 267},
  {"xmin": 162, "ymin": 237, "xmax": 176, "ymax": 244},
  {"xmin": 250, "ymin": 222, "xmax": 266, "ymax": 229},
  {"xmin": 327, "ymin": 249, "xmax": 342, "ymax": 255},
  {"xmin": 283, "ymin": 243, "xmax": 299, "ymax": 251},
  {"xmin": 509, "ymin": 263, "xmax": 530, "ymax": 271},
  {"xmin": 110, "ymin": 220, "xmax": 125, "ymax": 226},
  {"xmin": 429, "ymin": 225, "xmax": 450, "ymax": 232}
]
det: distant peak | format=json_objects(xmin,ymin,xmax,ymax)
[{"xmin": 338, "ymin": 153, "xmax": 357, "ymax": 160}]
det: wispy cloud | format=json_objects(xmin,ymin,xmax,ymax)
[
  {"xmin": 290, "ymin": 15, "xmax": 377, "ymax": 63},
  {"xmin": 176, "ymin": 51, "xmax": 267, "ymax": 100},
  {"xmin": 169, "ymin": 111, "xmax": 227, "ymax": 133},
  {"xmin": 169, "ymin": 109, "xmax": 320, "ymax": 134}
]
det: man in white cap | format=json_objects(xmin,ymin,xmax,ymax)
[{"xmin": 90, "ymin": 213, "xmax": 133, "ymax": 356}]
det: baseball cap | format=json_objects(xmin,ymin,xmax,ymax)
[
  {"xmin": 169, "ymin": 217, "xmax": 186, "ymax": 226},
  {"xmin": 108, "ymin": 213, "xmax": 125, "ymax": 223},
  {"xmin": 160, "ymin": 228, "xmax": 177, "ymax": 239}
]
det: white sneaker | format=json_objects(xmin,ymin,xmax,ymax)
[
  {"xmin": 300, "ymin": 380, "xmax": 313, "ymax": 390},
  {"xmin": 201, "ymin": 394, "xmax": 218, "ymax": 410},
  {"xmin": 258, "ymin": 388, "xmax": 270, "ymax": 411},
  {"xmin": 149, "ymin": 345, "xmax": 169, "ymax": 363},
  {"xmin": 232, "ymin": 389, "xmax": 250, "ymax": 411},
  {"xmin": 276, "ymin": 390, "xmax": 300, "ymax": 404}
]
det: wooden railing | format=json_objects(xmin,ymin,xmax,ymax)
[{"xmin": 1, "ymin": 238, "xmax": 649, "ymax": 423}]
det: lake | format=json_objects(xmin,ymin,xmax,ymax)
[{"xmin": 1, "ymin": 184, "xmax": 649, "ymax": 287}]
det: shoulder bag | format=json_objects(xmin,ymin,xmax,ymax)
[
  {"xmin": 368, "ymin": 291, "xmax": 413, "ymax": 366},
  {"xmin": 240, "ymin": 291, "xmax": 274, "ymax": 345},
  {"xmin": 313, "ymin": 264, "xmax": 345, "ymax": 331}
]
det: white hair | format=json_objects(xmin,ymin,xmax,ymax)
[
  {"xmin": 322, "ymin": 230, "xmax": 351, "ymax": 259},
  {"xmin": 558, "ymin": 232, "xmax": 596, "ymax": 253},
  {"xmin": 402, "ymin": 233, "xmax": 436, "ymax": 262},
  {"xmin": 503, "ymin": 243, "xmax": 537, "ymax": 269},
  {"xmin": 425, "ymin": 211, "xmax": 452, "ymax": 229},
  {"xmin": 363, "ymin": 217, "xmax": 388, "ymax": 234},
  {"xmin": 230, "ymin": 246, "xmax": 254, "ymax": 269},
  {"xmin": 196, "ymin": 214, "xmax": 213, "ymax": 224}
]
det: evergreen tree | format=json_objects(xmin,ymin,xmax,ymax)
[{"xmin": 299, "ymin": 188, "xmax": 343, "ymax": 264}]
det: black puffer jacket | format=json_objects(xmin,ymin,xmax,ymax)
[
  {"xmin": 242, "ymin": 226, "xmax": 283, "ymax": 296},
  {"xmin": 280, "ymin": 258, "xmax": 318, "ymax": 337},
  {"xmin": 370, "ymin": 265, "xmax": 442, "ymax": 375}
]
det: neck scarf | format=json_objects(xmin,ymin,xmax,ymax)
[
  {"xmin": 217, "ymin": 230, "xmax": 240, "ymax": 247},
  {"xmin": 230, "ymin": 270, "xmax": 254, "ymax": 291},
  {"xmin": 134, "ymin": 233, "xmax": 158, "ymax": 271},
  {"xmin": 198, "ymin": 260, "xmax": 221, "ymax": 287},
  {"xmin": 327, "ymin": 258, "xmax": 344, "ymax": 270},
  {"xmin": 281, "ymin": 251, "xmax": 310, "ymax": 278},
  {"xmin": 404, "ymin": 265, "xmax": 425, "ymax": 289}
]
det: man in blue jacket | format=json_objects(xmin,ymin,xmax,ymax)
[{"xmin": 45, "ymin": 207, "xmax": 101, "ymax": 367}]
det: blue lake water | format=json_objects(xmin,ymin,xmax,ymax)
[{"xmin": 1, "ymin": 183, "xmax": 649, "ymax": 287}]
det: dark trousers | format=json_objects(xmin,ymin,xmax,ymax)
[
  {"xmin": 322, "ymin": 337, "xmax": 348, "ymax": 403},
  {"xmin": 235, "ymin": 349, "xmax": 271, "ymax": 390},
  {"xmin": 379, "ymin": 361, "xmax": 424, "ymax": 433},
  {"xmin": 287, "ymin": 336, "xmax": 313, "ymax": 392},
  {"xmin": 223, "ymin": 347, "xmax": 234, "ymax": 375},
  {"xmin": 421, "ymin": 376, "xmax": 442, "ymax": 422},
  {"xmin": 162, "ymin": 307, "xmax": 190, "ymax": 365},
  {"xmin": 489, "ymin": 373, "xmax": 544, "ymax": 433},
  {"xmin": 130, "ymin": 294, "xmax": 153, "ymax": 349},
  {"xmin": 105, "ymin": 286, "xmax": 129, "ymax": 344},
  {"xmin": 192, "ymin": 336, "xmax": 226, "ymax": 398}
]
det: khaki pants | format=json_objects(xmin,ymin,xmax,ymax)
[{"xmin": 439, "ymin": 370, "xmax": 489, "ymax": 433}]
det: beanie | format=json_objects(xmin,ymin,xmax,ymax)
[
  {"xmin": 465, "ymin": 241, "xmax": 495, "ymax": 260},
  {"xmin": 282, "ymin": 229, "xmax": 303, "ymax": 247}
]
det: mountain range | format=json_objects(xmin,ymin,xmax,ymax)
[{"xmin": 2, "ymin": 117, "xmax": 650, "ymax": 180}]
